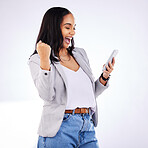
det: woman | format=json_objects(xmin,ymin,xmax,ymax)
[{"xmin": 28, "ymin": 7, "xmax": 115, "ymax": 148}]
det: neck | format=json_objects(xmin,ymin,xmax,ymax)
[{"xmin": 59, "ymin": 48, "xmax": 68, "ymax": 57}]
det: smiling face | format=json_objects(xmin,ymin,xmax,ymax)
[{"xmin": 60, "ymin": 13, "xmax": 76, "ymax": 49}]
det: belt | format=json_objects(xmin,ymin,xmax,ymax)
[{"xmin": 65, "ymin": 108, "xmax": 90, "ymax": 114}]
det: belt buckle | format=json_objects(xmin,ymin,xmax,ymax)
[
  {"xmin": 86, "ymin": 109, "xmax": 88, "ymax": 114},
  {"xmin": 81, "ymin": 108, "xmax": 89, "ymax": 114}
]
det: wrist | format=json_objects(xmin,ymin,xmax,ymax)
[
  {"xmin": 40, "ymin": 57, "xmax": 50, "ymax": 62},
  {"xmin": 100, "ymin": 73, "xmax": 110, "ymax": 81}
]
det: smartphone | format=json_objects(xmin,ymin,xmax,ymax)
[{"xmin": 102, "ymin": 49, "xmax": 118, "ymax": 71}]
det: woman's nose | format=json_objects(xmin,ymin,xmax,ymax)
[{"xmin": 70, "ymin": 29, "xmax": 75, "ymax": 36}]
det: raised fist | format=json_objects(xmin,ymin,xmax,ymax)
[{"xmin": 36, "ymin": 40, "xmax": 51, "ymax": 60}]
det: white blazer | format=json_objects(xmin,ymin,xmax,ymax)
[{"xmin": 28, "ymin": 47, "xmax": 109, "ymax": 137}]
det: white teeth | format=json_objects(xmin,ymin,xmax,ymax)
[{"xmin": 66, "ymin": 37, "xmax": 72, "ymax": 39}]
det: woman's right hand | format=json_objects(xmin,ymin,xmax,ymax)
[
  {"xmin": 36, "ymin": 40, "xmax": 51, "ymax": 60},
  {"xmin": 36, "ymin": 40, "xmax": 51, "ymax": 71}
]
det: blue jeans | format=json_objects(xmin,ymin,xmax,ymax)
[{"xmin": 37, "ymin": 111, "xmax": 99, "ymax": 148}]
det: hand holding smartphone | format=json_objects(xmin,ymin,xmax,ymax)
[{"xmin": 102, "ymin": 50, "xmax": 118, "ymax": 71}]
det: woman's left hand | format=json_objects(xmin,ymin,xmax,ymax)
[
  {"xmin": 99, "ymin": 57, "xmax": 115, "ymax": 85},
  {"xmin": 103, "ymin": 57, "xmax": 115, "ymax": 78}
]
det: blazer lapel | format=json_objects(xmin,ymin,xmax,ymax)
[
  {"xmin": 53, "ymin": 48, "xmax": 95, "ymax": 88},
  {"xmin": 72, "ymin": 50, "xmax": 95, "ymax": 83}
]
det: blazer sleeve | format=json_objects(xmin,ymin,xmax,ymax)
[
  {"xmin": 80, "ymin": 48, "xmax": 109, "ymax": 98},
  {"xmin": 27, "ymin": 54, "xmax": 54, "ymax": 101}
]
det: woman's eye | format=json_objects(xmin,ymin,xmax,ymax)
[{"xmin": 65, "ymin": 27, "xmax": 76, "ymax": 30}]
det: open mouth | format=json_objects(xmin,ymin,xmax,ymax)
[{"xmin": 64, "ymin": 37, "xmax": 72, "ymax": 44}]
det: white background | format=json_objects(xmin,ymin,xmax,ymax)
[{"xmin": 0, "ymin": 0, "xmax": 148, "ymax": 147}]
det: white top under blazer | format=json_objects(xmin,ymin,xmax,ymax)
[
  {"xmin": 60, "ymin": 64, "xmax": 96, "ymax": 112},
  {"xmin": 28, "ymin": 47, "xmax": 109, "ymax": 137}
]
